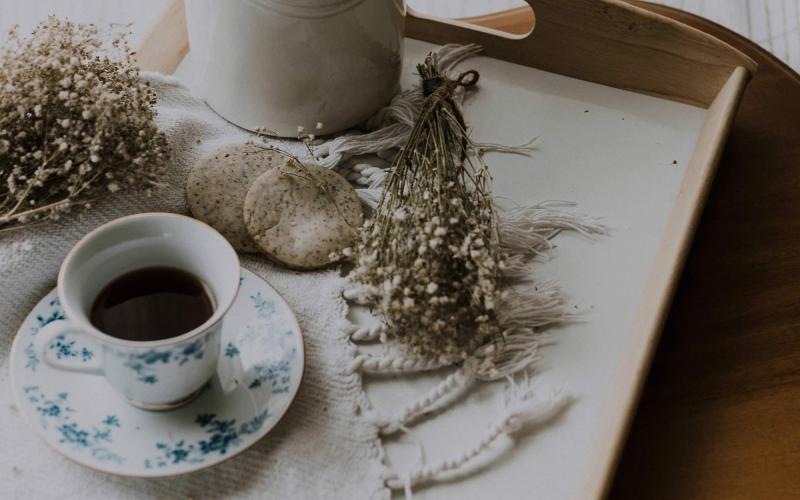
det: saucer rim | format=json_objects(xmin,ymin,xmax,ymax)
[{"xmin": 9, "ymin": 267, "xmax": 306, "ymax": 479}]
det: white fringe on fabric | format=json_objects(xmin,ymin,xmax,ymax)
[
  {"xmin": 316, "ymin": 43, "xmax": 483, "ymax": 169},
  {"xmin": 497, "ymin": 201, "xmax": 606, "ymax": 257},
  {"xmin": 383, "ymin": 378, "xmax": 572, "ymax": 494},
  {"xmin": 496, "ymin": 283, "xmax": 570, "ymax": 331}
]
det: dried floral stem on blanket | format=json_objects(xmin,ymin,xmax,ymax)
[
  {"xmin": 346, "ymin": 51, "xmax": 604, "ymax": 364},
  {"xmin": 348, "ymin": 53, "xmax": 507, "ymax": 361},
  {"xmin": 0, "ymin": 18, "xmax": 168, "ymax": 230},
  {"xmin": 336, "ymin": 45, "xmax": 605, "ymax": 492}
]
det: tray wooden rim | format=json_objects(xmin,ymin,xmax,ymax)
[{"xmin": 135, "ymin": 2, "xmax": 752, "ymax": 497}]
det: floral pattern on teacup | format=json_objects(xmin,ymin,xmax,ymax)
[{"xmin": 115, "ymin": 334, "xmax": 214, "ymax": 386}]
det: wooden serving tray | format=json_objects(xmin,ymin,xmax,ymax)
[{"xmin": 137, "ymin": 1, "xmax": 755, "ymax": 498}]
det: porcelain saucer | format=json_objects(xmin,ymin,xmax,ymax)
[{"xmin": 9, "ymin": 268, "xmax": 304, "ymax": 477}]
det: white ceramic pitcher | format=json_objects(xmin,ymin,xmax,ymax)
[{"xmin": 194, "ymin": 0, "xmax": 405, "ymax": 137}]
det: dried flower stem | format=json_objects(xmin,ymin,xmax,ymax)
[
  {"xmin": 0, "ymin": 17, "xmax": 168, "ymax": 230},
  {"xmin": 349, "ymin": 54, "xmax": 504, "ymax": 360}
]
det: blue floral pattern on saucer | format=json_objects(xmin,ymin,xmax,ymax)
[{"xmin": 10, "ymin": 268, "xmax": 304, "ymax": 477}]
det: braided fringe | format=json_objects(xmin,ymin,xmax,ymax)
[
  {"xmin": 364, "ymin": 326, "xmax": 552, "ymax": 435},
  {"xmin": 346, "ymin": 322, "xmax": 385, "ymax": 342},
  {"xmin": 383, "ymin": 378, "xmax": 571, "ymax": 493},
  {"xmin": 348, "ymin": 352, "xmax": 457, "ymax": 374},
  {"xmin": 366, "ymin": 367, "xmax": 474, "ymax": 435}
]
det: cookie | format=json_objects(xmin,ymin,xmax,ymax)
[
  {"xmin": 186, "ymin": 143, "xmax": 287, "ymax": 252},
  {"xmin": 243, "ymin": 163, "xmax": 363, "ymax": 269}
]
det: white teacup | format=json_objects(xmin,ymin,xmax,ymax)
[{"xmin": 34, "ymin": 213, "xmax": 240, "ymax": 410}]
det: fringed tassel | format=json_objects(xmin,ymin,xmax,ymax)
[
  {"xmin": 475, "ymin": 139, "xmax": 537, "ymax": 156},
  {"xmin": 497, "ymin": 201, "xmax": 606, "ymax": 257},
  {"xmin": 433, "ymin": 43, "xmax": 484, "ymax": 74},
  {"xmin": 497, "ymin": 283, "xmax": 571, "ymax": 331},
  {"xmin": 346, "ymin": 162, "xmax": 389, "ymax": 188},
  {"xmin": 355, "ymin": 188, "xmax": 383, "ymax": 209},
  {"xmin": 344, "ymin": 162, "xmax": 390, "ymax": 209},
  {"xmin": 316, "ymin": 122, "xmax": 411, "ymax": 168},
  {"xmin": 384, "ymin": 379, "xmax": 571, "ymax": 493},
  {"xmin": 315, "ymin": 44, "xmax": 483, "ymax": 169},
  {"xmin": 469, "ymin": 327, "xmax": 548, "ymax": 381}
]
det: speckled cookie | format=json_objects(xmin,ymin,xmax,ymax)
[
  {"xmin": 186, "ymin": 143, "xmax": 288, "ymax": 252},
  {"xmin": 243, "ymin": 164, "xmax": 363, "ymax": 269}
]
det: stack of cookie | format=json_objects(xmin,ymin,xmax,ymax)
[{"xmin": 186, "ymin": 144, "xmax": 363, "ymax": 269}]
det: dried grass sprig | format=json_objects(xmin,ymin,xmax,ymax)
[
  {"xmin": 348, "ymin": 53, "xmax": 505, "ymax": 360},
  {"xmin": 0, "ymin": 17, "xmax": 168, "ymax": 230}
]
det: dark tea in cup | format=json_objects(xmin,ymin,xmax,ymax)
[{"xmin": 90, "ymin": 266, "xmax": 214, "ymax": 342}]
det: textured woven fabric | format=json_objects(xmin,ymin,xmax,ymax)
[{"xmin": 0, "ymin": 74, "xmax": 388, "ymax": 500}]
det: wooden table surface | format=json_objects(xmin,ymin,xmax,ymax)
[{"xmin": 608, "ymin": 4, "xmax": 800, "ymax": 499}]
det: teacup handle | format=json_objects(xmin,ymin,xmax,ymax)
[{"xmin": 34, "ymin": 319, "xmax": 104, "ymax": 375}]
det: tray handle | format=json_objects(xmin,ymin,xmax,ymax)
[{"xmin": 407, "ymin": 0, "xmax": 756, "ymax": 107}]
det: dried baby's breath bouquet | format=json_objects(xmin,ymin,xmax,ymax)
[
  {"xmin": 348, "ymin": 55, "xmax": 504, "ymax": 360},
  {"xmin": 0, "ymin": 17, "xmax": 168, "ymax": 230}
]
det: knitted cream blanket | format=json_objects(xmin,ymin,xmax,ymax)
[{"xmin": 0, "ymin": 74, "xmax": 387, "ymax": 500}]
